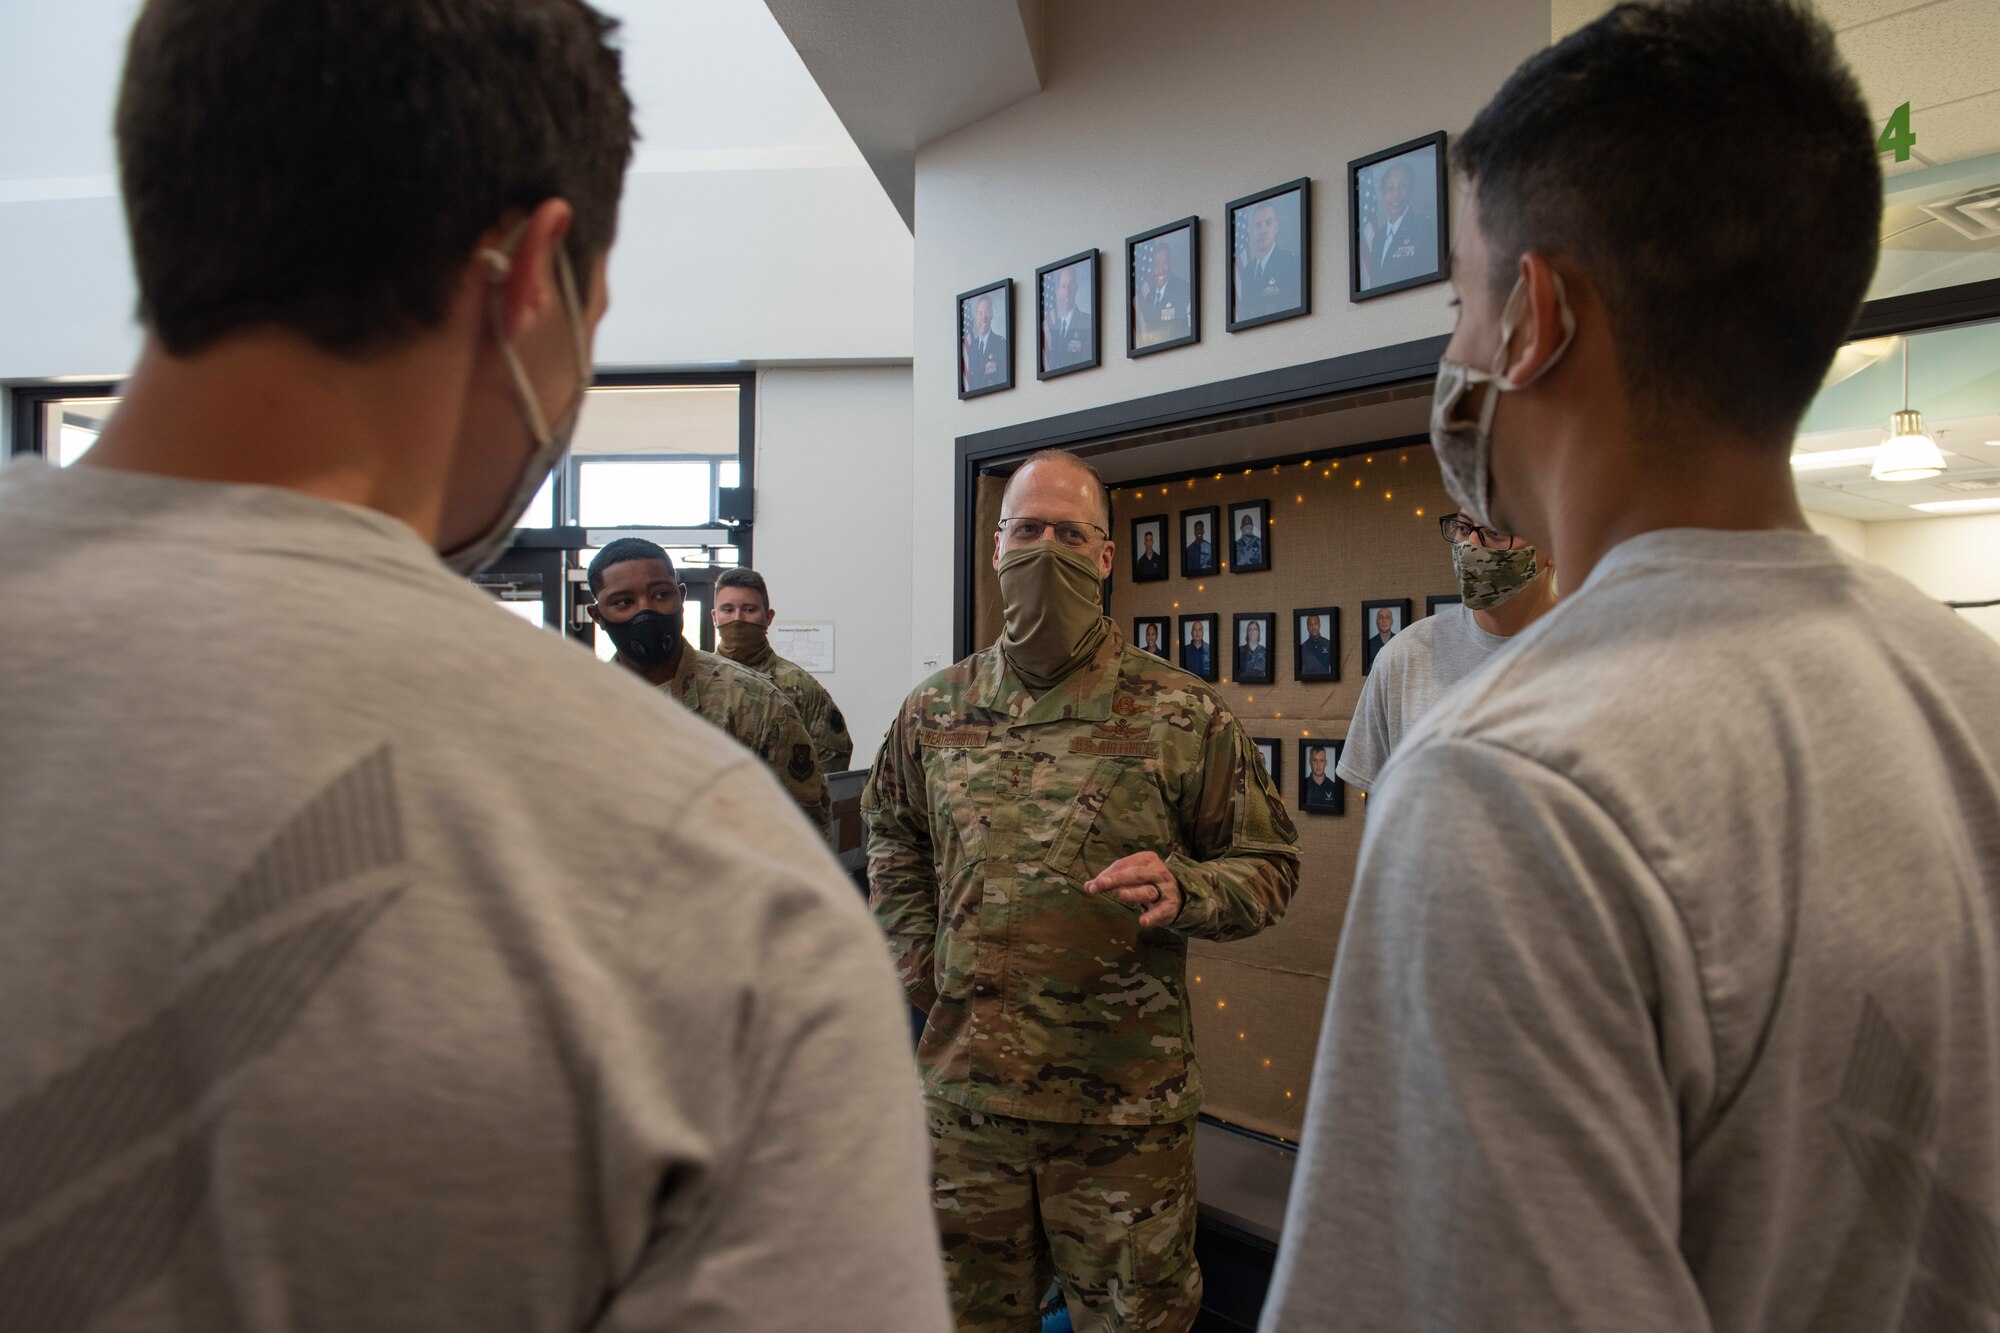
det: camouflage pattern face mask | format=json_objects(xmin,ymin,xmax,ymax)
[{"xmin": 1451, "ymin": 540, "xmax": 1539, "ymax": 611}]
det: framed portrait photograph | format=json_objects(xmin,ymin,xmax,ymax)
[
  {"xmin": 1036, "ymin": 250, "xmax": 1100, "ymax": 379},
  {"xmin": 1360, "ymin": 598, "xmax": 1412, "ymax": 675},
  {"xmin": 1133, "ymin": 616, "xmax": 1172, "ymax": 661},
  {"xmin": 1226, "ymin": 499, "xmax": 1271, "ymax": 574},
  {"xmin": 1294, "ymin": 606, "xmax": 1339, "ymax": 682},
  {"xmin": 1427, "ymin": 593, "xmax": 1463, "ymax": 617},
  {"xmin": 1227, "ymin": 178, "xmax": 1311, "ymax": 332},
  {"xmin": 956, "ymin": 279, "xmax": 1013, "ymax": 400},
  {"xmin": 1127, "ymin": 217, "xmax": 1198, "ymax": 357},
  {"xmin": 1299, "ymin": 738, "xmax": 1346, "ymax": 815},
  {"xmin": 1350, "ymin": 132, "xmax": 1448, "ymax": 302},
  {"xmin": 1179, "ymin": 613, "xmax": 1219, "ymax": 683},
  {"xmin": 1251, "ymin": 738, "xmax": 1281, "ymax": 790},
  {"xmin": 1180, "ymin": 505, "xmax": 1220, "ymax": 578},
  {"xmin": 1130, "ymin": 514, "xmax": 1169, "ymax": 583},
  {"xmin": 1233, "ymin": 612, "xmax": 1276, "ymax": 685}
]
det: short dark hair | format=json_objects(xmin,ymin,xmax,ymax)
[
  {"xmin": 586, "ymin": 538, "xmax": 671, "ymax": 593},
  {"xmin": 715, "ymin": 567, "xmax": 771, "ymax": 606},
  {"xmin": 117, "ymin": 0, "xmax": 638, "ymax": 357},
  {"xmin": 1455, "ymin": 0, "xmax": 1879, "ymax": 443}
]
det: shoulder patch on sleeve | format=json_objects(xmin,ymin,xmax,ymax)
[{"xmin": 788, "ymin": 743, "xmax": 816, "ymax": 781}]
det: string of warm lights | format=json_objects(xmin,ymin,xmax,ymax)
[
  {"xmin": 1108, "ymin": 450, "xmax": 1429, "ymax": 1133},
  {"xmin": 1114, "ymin": 449, "xmax": 1428, "ymax": 521}
]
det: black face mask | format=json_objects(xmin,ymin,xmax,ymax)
[{"xmin": 603, "ymin": 608, "xmax": 683, "ymax": 669}]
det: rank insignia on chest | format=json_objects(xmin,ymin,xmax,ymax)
[{"xmin": 1073, "ymin": 716, "xmax": 1155, "ymax": 757}]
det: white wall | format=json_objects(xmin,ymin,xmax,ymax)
[
  {"xmin": 907, "ymin": 0, "xmax": 1548, "ymax": 678},
  {"xmin": 1806, "ymin": 510, "xmax": 1868, "ymax": 559},
  {"xmin": 1862, "ymin": 513, "xmax": 2000, "ymax": 645},
  {"xmin": 754, "ymin": 365, "xmax": 914, "ymax": 762},
  {"xmin": 0, "ymin": 0, "xmax": 913, "ymax": 382}
]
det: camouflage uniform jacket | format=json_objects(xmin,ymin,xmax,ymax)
[
  {"xmin": 635, "ymin": 646, "xmax": 831, "ymax": 828},
  {"xmin": 863, "ymin": 622, "xmax": 1300, "ymax": 1125},
  {"xmin": 735, "ymin": 642, "xmax": 856, "ymax": 772}
]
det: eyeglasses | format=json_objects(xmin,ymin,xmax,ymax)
[
  {"xmin": 1438, "ymin": 512, "xmax": 1523, "ymax": 550},
  {"xmin": 997, "ymin": 517, "xmax": 1110, "ymax": 548}
]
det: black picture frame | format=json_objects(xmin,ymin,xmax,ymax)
[
  {"xmin": 1349, "ymin": 132, "xmax": 1449, "ymax": 303},
  {"xmin": 956, "ymin": 278, "xmax": 1014, "ymax": 400},
  {"xmin": 1427, "ymin": 593, "xmax": 1463, "ymax": 616},
  {"xmin": 1226, "ymin": 499, "xmax": 1271, "ymax": 574},
  {"xmin": 1127, "ymin": 216, "xmax": 1199, "ymax": 357},
  {"xmin": 1180, "ymin": 505, "xmax": 1220, "ymax": 578},
  {"xmin": 1131, "ymin": 514, "xmax": 1169, "ymax": 583},
  {"xmin": 1227, "ymin": 177, "xmax": 1311, "ymax": 332},
  {"xmin": 1232, "ymin": 612, "xmax": 1276, "ymax": 685},
  {"xmin": 1036, "ymin": 250, "xmax": 1101, "ymax": 379},
  {"xmin": 1299, "ymin": 738, "xmax": 1345, "ymax": 815},
  {"xmin": 1252, "ymin": 738, "xmax": 1281, "ymax": 791},
  {"xmin": 1178, "ymin": 612, "xmax": 1220, "ymax": 682},
  {"xmin": 1133, "ymin": 616, "xmax": 1172, "ymax": 660},
  {"xmin": 1360, "ymin": 598, "xmax": 1412, "ymax": 675},
  {"xmin": 1293, "ymin": 605, "xmax": 1339, "ymax": 682}
]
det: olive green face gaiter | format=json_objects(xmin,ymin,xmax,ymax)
[
  {"xmin": 717, "ymin": 618, "xmax": 773, "ymax": 666},
  {"xmin": 997, "ymin": 542, "xmax": 1110, "ymax": 690}
]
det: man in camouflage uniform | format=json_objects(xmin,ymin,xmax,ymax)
[
  {"xmin": 712, "ymin": 566, "xmax": 856, "ymax": 771},
  {"xmin": 865, "ymin": 450, "xmax": 1300, "ymax": 1332},
  {"xmin": 588, "ymin": 538, "xmax": 830, "ymax": 827}
]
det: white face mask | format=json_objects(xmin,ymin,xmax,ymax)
[
  {"xmin": 440, "ymin": 226, "xmax": 592, "ymax": 576},
  {"xmin": 1429, "ymin": 270, "xmax": 1575, "ymax": 532}
]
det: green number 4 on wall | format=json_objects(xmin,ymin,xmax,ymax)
[{"xmin": 1876, "ymin": 102, "xmax": 1917, "ymax": 163}]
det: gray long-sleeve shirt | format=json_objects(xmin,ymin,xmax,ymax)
[
  {"xmin": 0, "ymin": 458, "xmax": 952, "ymax": 1333},
  {"xmin": 1264, "ymin": 529, "xmax": 2000, "ymax": 1333}
]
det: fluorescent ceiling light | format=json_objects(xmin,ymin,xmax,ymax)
[
  {"xmin": 1910, "ymin": 498, "xmax": 2000, "ymax": 515},
  {"xmin": 1791, "ymin": 445, "xmax": 1882, "ymax": 472}
]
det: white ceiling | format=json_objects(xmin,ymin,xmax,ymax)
[
  {"xmin": 1550, "ymin": 0, "xmax": 2000, "ymax": 174},
  {"xmin": 0, "ymin": 0, "xmax": 915, "ymax": 372},
  {"xmin": 761, "ymin": 0, "xmax": 1045, "ymax": 227},
  {"xmin": 0, "ymin": 0, "xmax": 866, "ymax": 190}
]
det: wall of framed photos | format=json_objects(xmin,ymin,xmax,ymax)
[
  {"xmin": 1109, "ymin": 441, "xmax": 1458, "ymax": 1141},
  {"xmin": 909, "ymin": 0, "xmax": 1551, "ymax": 679}
]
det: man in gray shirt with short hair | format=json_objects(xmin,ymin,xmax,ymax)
[
  {"xmin": 1265, "ymin": 4, "xmax": 2000, "ymax": 1331},
  {"xmin": 0, "ymin": 2, "xmax": 950, "ymax": 1329}
]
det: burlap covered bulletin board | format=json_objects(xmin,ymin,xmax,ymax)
[{"xmin": 1110, "ymin": 445, "xmax": 1454, "ymax": 1140}]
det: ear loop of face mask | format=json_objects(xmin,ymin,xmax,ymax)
[
  {"xmin": 1462, "ymin": 270, "xmax": 1577, "ymax": 434},
  {"xmin": 439, "ymin": 220, "xmax": 593, "ymax": 576},
  {"xmin": 1431, "ymin": 269, "xmax": 1577, "ymax": 531}
]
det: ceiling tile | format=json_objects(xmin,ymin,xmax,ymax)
[
  {"xmin": 1818, "ymin": 0, "xmax": 1944, "ymax": 29},
  {"xmin": 1838, "ymin": 0, "xmax": 2000, "ymax": 124},
  {"xmin": 1898, "ymin": 89, "xmax": 2000, "ymax": 167}
]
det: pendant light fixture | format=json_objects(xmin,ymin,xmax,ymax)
[{"xmin": 1870, "ymin": 337, "xmax": 1946, "ymax": 481}]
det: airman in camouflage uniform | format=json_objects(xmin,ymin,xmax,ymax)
[
  {"xmin": 864, "ymin": 450, "xmax": 1299, "ymax": 1333},
  {"xmin": 587, "ymin": 539, "xmax": 829, "ymax": 828},
  {"xmin": 649, "ymin": 645, "xmax": 830, "ymax": 827},
  {"xmin": 713, "ymin": 567, "xmax": 855, "ymax": 771}
]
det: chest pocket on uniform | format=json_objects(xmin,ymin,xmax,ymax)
[
  {"xmin": 918, "ymin": 728, "xmax": 991, "ymax": 869},
  {"xmin": 1045, "ymin": 755, "xmax": 1167, "ymax": 882}
]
